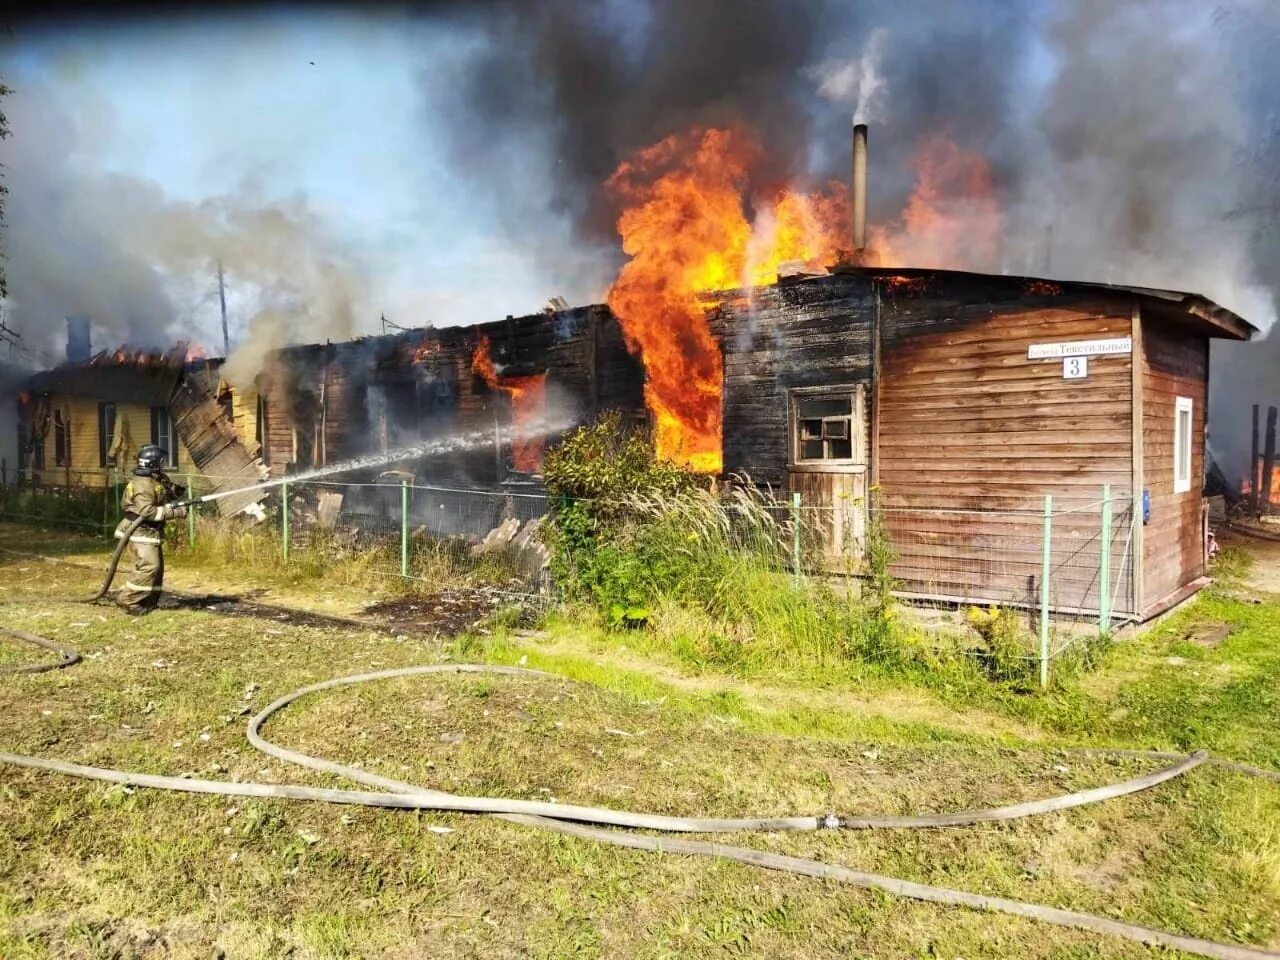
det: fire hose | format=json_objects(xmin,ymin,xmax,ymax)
[{"xmin": 2, "ymin": 649, "xmax": 1278, "ymax": 959}]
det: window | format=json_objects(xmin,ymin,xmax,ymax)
[
  {"xmin": 793, "ymin": 394, "xmax": 856, "ymax": 462},
  {"xmin": 98, "ymin": 402, "xmax": 116, "ymax": 467},
  {"xmin": 1173, "ymin": 396, "xmax": 1194, "ymax": 494},
  {"xmin": 151, "ymin": 406, "xmax": 179, "ymax": 468},
  {"xmin": 54, "ymin": 409, "xmax": 70, "ymax": 467},
  {"xmin": 16, "ymin": 421, "xmax": 27, "ymax": 472},
  {"xmin": 256, "ymin": 395, "xmax": 271, "ymax": 466}
]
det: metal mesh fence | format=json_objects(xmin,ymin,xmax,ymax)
[{"xmin": 2, "ymin": 472, "xmax": 1138, "ymax": 682}]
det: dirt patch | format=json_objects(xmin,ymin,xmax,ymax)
[
  {"xmin": 152, "ymin": 592, "xmax": 369, "ymax": 630},
  {"xmin": 1182, "ymin": 622, "xmax": 1232, "ymax": 648},
  {"xmin": 361, "ymin": 589, "xmax": 520, "ymax": 636}
]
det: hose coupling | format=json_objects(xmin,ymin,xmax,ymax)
[{"xmin": 821, "ymin": 813, "xmax": 840, "ymax": 830}]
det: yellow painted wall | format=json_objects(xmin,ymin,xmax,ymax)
[
  {"xmin": 230, "ymin": 386, "xmax": 260, "ymax": 452},
  {"xmin": 28, "ymin": 396, "xmax": 200, "ymax": 489}
]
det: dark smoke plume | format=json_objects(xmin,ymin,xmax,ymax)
[
  {"xmin": 435, "ymin": 0, "xmax": 1278, "ymax": 482},
  {"xmin": 0, "ymin": 80, "xmax": 368, "ymax": 382}
]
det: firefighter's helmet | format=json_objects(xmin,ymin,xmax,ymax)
[{"xmin": 136, "ymin": 444, "xmax": 168, "ymax": 475}]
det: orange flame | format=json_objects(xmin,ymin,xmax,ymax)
[
  {"xmin": 866, "ymin": 134, "xmax": 998, "ymax": 269},
  {"xmin": 605, "ymin": 128, "xmax": 848, "ymax": 473},
  {"xmin": 86, "ymin": 343, "xmax": 193, "ymax": 368},
  {"xmin": 605, "ymin": 127, "xmax": 1000, "ymax": 472},
  {"xmin": 471, "ymin": 335, "xmax": 548, "ymax": 473},
  {"xmin": 1242, "ymin": 462, "xmax": 1280, "ymax": 509}
]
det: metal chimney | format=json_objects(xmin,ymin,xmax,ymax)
[
  {"xmin": 65, "ymin": 315, "xmax": 91, "ymax": 362},
  {"xmin": 852, "ymin": 122, "xmax": 868, "ymax": 253}
]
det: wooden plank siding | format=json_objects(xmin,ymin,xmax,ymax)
[
  {"xmin": 714, "ymin": 274, "xmax": 875, "ymax": 490},
  {"xmin": 1140, "ymin": 316, "xmax": 1208, "ymax": 612},
  {"xmin": 27, "ymin": 396, "xmax": 199, "ymax": 489},
  {"xmin": 252, "ymin": 306, "xmax": 645, "ymax": 481},
  {"xmin": 875, "ymin": 281, "xmax": 1137, "ymax": 616}
]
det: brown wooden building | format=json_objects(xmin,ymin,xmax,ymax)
[
  {"xmin": 245, "ymin": 304, "xmax": 645, "ymax": 482},
  {"xmin": 714, "ymin": 266, "xmax": 1255, "ymax": 622}
]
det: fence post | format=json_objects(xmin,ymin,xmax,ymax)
[
  {"xmin": 282, "ymin": 479, "xmax": 290, "ymax": 563},
  {"xmin": 1099, "ymin": 484, "xmax": 1112, "ymax": 634},
  {"xmin": 791, "ymin": 491, "xmax": 802, "ymax": 581},
  {"xmin": 186, "ymin": 473, "xmax": 196, "ymax": 547},
  {"xmin": 401, "ymin": 479, "xmax": 409, "ymax": 577},
  {"xmin": 1040, "ymin": 494, "xmax": 1053, "ymax": 689}
]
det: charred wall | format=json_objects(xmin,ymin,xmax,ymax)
[
  {"xmin": 714, "ymin": 273, "xmax": 876, "ymax": 489},
  {"xmin": 254, "ymin": 305, "xmax": 645, "ymax": 481}
]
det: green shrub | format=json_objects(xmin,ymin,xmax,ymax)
[
  {"xmin": 542, "ymin": 415, "xmax": 916, "ymax": 674},
  {"xmin": 965, "ymin": 603, "xmax": 1035, "ymax": 682}
]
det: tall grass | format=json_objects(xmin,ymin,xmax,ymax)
[
  {"xmin": 0, "ymin": 484, "xmax": 113, "ymax": 536},
  {"xmin": 171, "ymin": 511, "xmax": 533, "ymax": 594}
]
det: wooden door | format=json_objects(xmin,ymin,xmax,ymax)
[{"xmin": 786, "ymin": 384, "xmax": 868, "ymax": 569}]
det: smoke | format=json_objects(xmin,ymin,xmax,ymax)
[
  {"xmin": 0, "ymin": 81, "xmax": 368, "ymax": 380},
  {"xmin": 433, "ymin": 0, "xmax": 1278, "ymax": 481},
  {"xmin": 808, "ymin": 28, "xmax": 888, "ymax": 125}
]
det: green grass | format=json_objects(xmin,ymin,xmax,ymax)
[{"xmin": 1, "ymin": 521, "xmax": 1279, "ymax": 958}]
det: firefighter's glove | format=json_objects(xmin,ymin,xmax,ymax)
[{"xmin": 168, "ymin": 504, "xmax": 189, "ymax": 519}]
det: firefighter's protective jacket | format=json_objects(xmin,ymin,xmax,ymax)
[{"xmin": 117, "ymin": 473, "xmax": 179, "ymax": 545}]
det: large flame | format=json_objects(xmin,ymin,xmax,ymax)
[
  {"xmin": 605, "ymin": 128, "xmax": 848, "ymax": 472},
  {"xmin": 471, "ymin": 335, "xmax": 548, "ymax": 473},
  {"xmin": 605, "ymin": 127, "xmax": 998, "ymax": 472},
  {"xmin": 866, "ymin": 134, "xmax": 998, "ymax": 269}
]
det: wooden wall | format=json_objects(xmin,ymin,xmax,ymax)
[
  {"xmin": 252, "ymin": 306, "xmax": 645, "ymax": 481},
  {"xmin": 1140, "ymin": 316, "xmax": 1209, "ymax": 610},
  {"xmin": 27, "ymin": 396, "xmax": 199, "ymax": 489},
  {"xmin": 875, "ymin": 278, "xmax": 1137, "ymax": 616},
  {"xmin": 715, "ymin": 274, "xmax": 876, "ymax": 489}
]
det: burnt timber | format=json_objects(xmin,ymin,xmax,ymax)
[{"xmin": 713, "ymin": 266, "xmax": 1255, "ymax": 622}]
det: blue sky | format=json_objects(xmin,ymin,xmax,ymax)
[{"xmin": 1, "ymin": 9, "xmax": 613, "ymax": 356}]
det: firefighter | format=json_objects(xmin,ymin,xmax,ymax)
[{"xmin": 114, "ymin": 444, "xmax": 187, "ymax": 615}]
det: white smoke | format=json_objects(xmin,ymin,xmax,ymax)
[
  {"xmin": 808, "ymin": 27, "xmax": 888, "ymax": 125},
  {"xmin": 0, "ymin": 81, "xmax": 369, "ymax": 377}
]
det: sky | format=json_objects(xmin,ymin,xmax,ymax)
[
  {"xmin": 0, "ymin": 0, "xmax": 1275, "ymax": 381},
  {"xmin": 0, "ymin": 8, "xmax": 614, "ymax": 362}
]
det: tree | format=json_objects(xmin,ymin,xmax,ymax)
[{"xmin": 0, "ymin": 79, "xmax": 8, "ymax": 299}]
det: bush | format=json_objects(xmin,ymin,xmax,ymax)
[
  {"xmin": 542, "ymin": 414, "xmax": 912, "ymax": 674},
  {"xmin": 965, "ymin": 604, "xmax": 1036, "ymax": 682}
]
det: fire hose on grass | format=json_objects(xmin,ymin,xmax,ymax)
[
  {"xmin": 2, "ymin": 646, "xmax": 1278, "ymax": 959},
  {"xmin": 4, "ymin": 472, "xmax": 1279, "ymax": 960}
]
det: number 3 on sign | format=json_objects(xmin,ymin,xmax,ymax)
[{"xmin": 1063, "ymin": 356, "xmax": 1088, "ymax": 380}]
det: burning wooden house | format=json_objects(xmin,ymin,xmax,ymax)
[
  {"xmin": 18, "ymin": 346, "xmax": 197, "ymax": 488},
  {"xmin": 242, "ymin": 304, "xmax": 644, "ymax": 482},
  {"xmin": 707, "ymin": 266, "xmax": 1256, "ymax": 622}
]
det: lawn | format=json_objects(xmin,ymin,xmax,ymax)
[{"xmin": 1, "ymin": 521, "xmax": 1278, "ymax": 958}]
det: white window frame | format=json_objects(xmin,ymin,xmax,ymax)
[
  {"xmin": 1173, "ymin": 396, "xmax": 1194, "ymax": 495},
  {"xmin": 151, "ymin": 406, "xmax": 179, "ymax": 468},
  {"xmin": 789, "ymin": 384, "xmax": 867, "ymax": 471}
]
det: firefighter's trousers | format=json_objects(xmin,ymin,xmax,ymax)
[{"xmin": 116, "ymin": 534, "xmax": 165, "ymax": 612}]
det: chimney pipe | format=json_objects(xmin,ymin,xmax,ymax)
[
  {"xmin": 65, "ymin": 315, "xmax": 91, "ymax": 362},
  {"xmin": 852, "ymin": 122, "xmax": 868, "ymax": 253}
]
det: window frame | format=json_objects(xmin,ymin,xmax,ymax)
[
  {"xmin": 53, "ymin": 408, "xmax": 70, "ymax": 467},
  {"xmin": 256, "ymin": 394, "xmax": 271, "ymax": 466},
  {"xmin": 98, "ymin": 402, "xmax": 117, "ymax": 468},
  {"xmin": 1173, "ymin": 395, "xmax": 1194, "ymax": 495},
  {"xmin": 788, "ymin": 384, "xmax": 866, "ymax": 471},
  {"xmin": 151, "ymin": 405, "xmax": 179, "ymax": 469}
]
